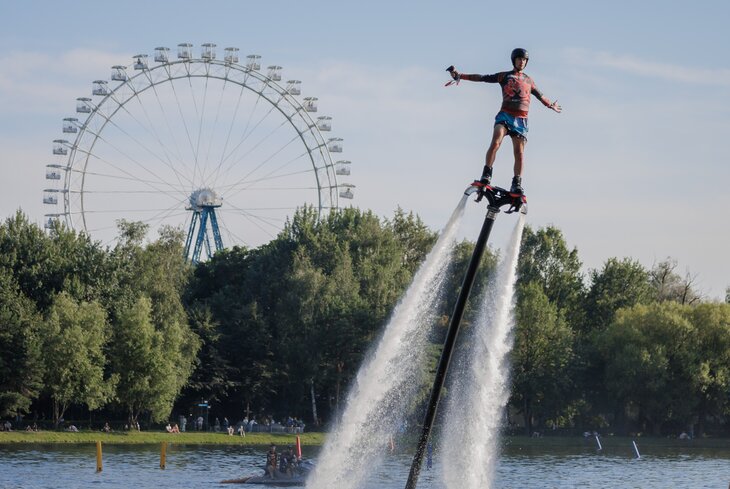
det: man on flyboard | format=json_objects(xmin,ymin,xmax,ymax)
[{"xmin": 448, "ymin": 48, "xmax": 561, "ymax": 195}]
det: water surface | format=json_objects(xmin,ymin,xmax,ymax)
[{"xmin": 1, "ymin": 438, "xmax": 727, "ymax": 488}]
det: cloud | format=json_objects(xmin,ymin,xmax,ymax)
[
  {"xmin": 0, "ymin": 48, "xmax": 132, "ymax": 114},
  {"xmin": 564, "ymin": 47, "xmax": 730, "ymax": 86}
]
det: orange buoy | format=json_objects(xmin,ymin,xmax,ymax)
[{"xmin": 295, "ymin": 435, "xmax": 302, "ymax": 459}]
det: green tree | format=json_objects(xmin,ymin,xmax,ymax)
[
  {"xmin": 685, "ymin": 303, "xmax": 730, "ymax": 435},
  {"xmin": 108, "ymin": 223, "xmax": 199, "ymax": 425},
  {"xmin": 182, "ymin": 305, "xmax": 238, "ymax": 406},
  {"xmin": 578, "ymin": 257, "xmax": 656, "ymax": 426},
  {"xmin": 110, "ymin": 297, "xmax": 179, "ymax": 423},
  {"xmin": 517, "ymin": 225, "xmax": 584, "ymax": 316},
  {"xmin": 43, "ymin": 292, "xmax": 116, "ymax": 425},
  {"xmin": 0, "ymin": 272, "xmax": 44, "ymax": 417},
  {"xmin": 584, "ymin": 257, "xmax": 654, "ymax": 331},
  {"xmin": 511, "ymin": 282, "xmax": 574, "ymax": 435},
  {"xmin": 182, "ymin": 245, "xmax": 278, "ymax": 416},
  {"xmin": 0, "ymin": 212, "xmax": 115, "ymax": 312},
  {"xmin": 597, "ymin": 303, "xmax": 697, "ymax": 435},
  {"xmin": 181, "ymin": 206, "xmax": 436, "ymax": 422},
  {"xmin": 0, "ymin": 211, "xmax": 59, "ymax": 310},
  {"xmin": 388, "ymin": 207, "xmax": 437, "ymax": 274}
]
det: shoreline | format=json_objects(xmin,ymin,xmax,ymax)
[
  {"xmin": 1, "ymin": 431, "xmax": 727, "ymax": 450},
  {"xmin": 0, "ymin": 431, "xmax": 326, "ymax": 446}
]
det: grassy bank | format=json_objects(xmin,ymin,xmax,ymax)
[
  {"xmin": 0, "ymin": 430, "xmax": 326, "ymax": 446},
  {"xmin": 3, "ymin": 430, "xmax": 726, "ymax": 450}
]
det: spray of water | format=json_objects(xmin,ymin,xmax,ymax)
[
  {"xmin": 441, "ymin": 213, "xmax": 525, "ymax": 489},
  {"xmin": 307, "ymin": 195, "xmax": 470, "ymax": 489}
]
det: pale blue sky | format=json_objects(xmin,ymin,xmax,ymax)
[{"xmin": 1, "ymin": 0, "xmax": 728, "ymax": 298}]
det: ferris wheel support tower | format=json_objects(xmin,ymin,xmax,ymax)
[{"xmin": 184, "ymin": 188, "xmax": 224, "ymax": 264}]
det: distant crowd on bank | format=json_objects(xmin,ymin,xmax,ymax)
[
  {"xmin": 166, "ymin": 414, "xmax": 306, "ymax": 435},
  {"xmin": 0, "ymin": 414, "xmax": 306, "ymax": 434}
]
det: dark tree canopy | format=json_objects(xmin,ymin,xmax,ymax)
[{"xmin": 0, "ymin": 210, "xmax": 728, "ymax": 438}]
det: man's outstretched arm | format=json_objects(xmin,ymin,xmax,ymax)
[
  {"xmin": 449, "ymin": 68, "xmax": 501, "ymax": 83},
  {"xmin": 532, "ymin": 85, "xmax": 562, "ymax": 113}
]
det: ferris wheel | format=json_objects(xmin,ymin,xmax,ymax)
[{"xmin": 43, "ymin": 43, "xmax": 355, "ymax": 263}]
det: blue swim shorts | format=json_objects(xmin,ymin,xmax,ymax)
[{"xmin": 494, "ymin": 111, "xmax": 529, "ymax": 140}]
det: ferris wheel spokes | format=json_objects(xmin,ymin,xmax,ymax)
[
  {"xmin": 84, "ymin": 98, "xmax": 194, "ymax": 191},
  {"xmin": 137, "ymin": 68, "xmax": 194, "ymax": 177},
  {"xmin": 44, "ymin": 42, "xmax": 355, "ymax": 261},
  {"xmin": 72, "ymin": 128, "xmax": 190, "ymax": 199}
]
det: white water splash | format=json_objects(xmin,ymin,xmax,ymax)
[
  {"xmin": 442, "ymin": 213, "xmax": 525, "ymax": 489},
  {"xmin": 307, "ymin": 195, "xmax": 470, "ymax": 489}
]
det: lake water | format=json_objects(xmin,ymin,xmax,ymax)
[{"xmin": 1, "ymin": 438, "xmax": 728, "ymax": 488}]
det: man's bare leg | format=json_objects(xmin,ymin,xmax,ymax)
[
  {"xmin": 478, "ymin": 124, "xmax": 508, "ymax": 184},
  {"xmin": 510, "ymin": 134, "xmax": 526, "ymax": 177},
  {"xmin": 510, "ymin": 134, "xmax": 526, "ymax": 193},
  {"xmin": 485, "ymin": 124, "xmax": 509, "ymax": 169}
]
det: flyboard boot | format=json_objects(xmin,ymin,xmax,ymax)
[
  {"xmin": 510, "ymin": 175, "xmax": 524, "ymax": 194},
  {"xmin": 470, "ymin": 165, "xmax": 493, "ymax": 202},
  {"xmin": 471, "ymin": 165, "xmax": 492, "ymax": 189}
]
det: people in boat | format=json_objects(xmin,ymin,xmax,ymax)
[
  {"xmin": 279, "ymin": 447, "xmax": 288, "ymax": 476},
  {"xmin": 266, "ymin": 444, "xmax": 278, "ymax": 479},
  {"xmin": 279, "ymin": 445, "xmax": 297, "ymax": 477}
]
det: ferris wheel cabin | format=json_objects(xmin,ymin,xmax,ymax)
[
  {"xmin": 53, "ymin": 140, "xmax": 69, "ymax": 155},
  {"xmin": 44, "ymin": 214, "xmax": 63, "ymax": 230},
  {"xmin": 92, "ymin": 80, "xmax": 109, "ymax": 96},
  {"xmin": 133, "ymin": 54, "xmax": 148, "ymax": 70},
  {"xmin": 62, "ymin": 118, "xmax": 79, "ymax": 134},
  {"xmin": 224, "ymin": 47, "xmax": 239, "ymax": 64},
  {"xmin": 286, "ymin": 80, "xmax": 302, "ymax": 96},
  {"xmin": 246, "ymin": 54, "xmax": 261, "ymax": 71},
  {"xmin": 303, "ymin": 97, "xmax": 318, "ymax": 113},
  {"xmin": 46, "ymin": 164, "xmax": 65, "ymax": 181},
  {"xmin": 111, "ymin": 65, "xmax": 128, "ymax": 82},
  {"xmin": 177, "ymin": 43, "xmax": 193, "ymax": 60},
  {"xmin": 154, "ymin": 47, "xmax": 170, "ymax": 63},
  {"xmin": 267, "ymin": 65, "xmax": 282, "ymax": 81},
  {"xmin": 43, "ymin": 188, "xmax": 61, "ymax": 205},
  {"xmin": 76, "ymin": 97, "xmax": 93, "ymax": 113},
  {"xmin": 201, "ymin": 43, "xmax": 217, "ymax": 60},
  {"xmin": 317, "ymin": 116, "xmax": 332, "ymax": 131},
  {"xmin": 335, "ymin": 161, "xmax": 351, "ymax": 176},
  {"xmin": 339, "ymin": 183, "xmax": 355, "ymax": 200},
  {"xmin": 327, "ymin": 138, "xmax": 343, "ymax": 153}
]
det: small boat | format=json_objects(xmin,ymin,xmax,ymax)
[{"xmin": 221, "ymin": 460, "xmax": 314, "ymax": 486}]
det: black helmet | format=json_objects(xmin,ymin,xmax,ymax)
[{"xmin": 511, "ymin": 48, "xmax": 529, "ymax": 66}]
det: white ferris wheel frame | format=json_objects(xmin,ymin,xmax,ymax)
[{"xmin": 45, "ymin": 45, "xmax": 354, "ymax": 241}]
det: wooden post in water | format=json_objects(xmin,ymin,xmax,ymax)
[
  {"xmin": 160, "ymin": 441, "xmax": 167, "ymax": 469},
  {"xmin": 96, "ymin": 441, "xmax": 103, "ymax": 472}
]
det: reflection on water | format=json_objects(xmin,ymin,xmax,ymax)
[{"xmin": 0, "ymin": 439, "xmax": 728, "ymax": 489}]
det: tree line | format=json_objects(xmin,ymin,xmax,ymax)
[{"xmin": 0, "ymin": 209, "xmax": 728, "ymax": 437}]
